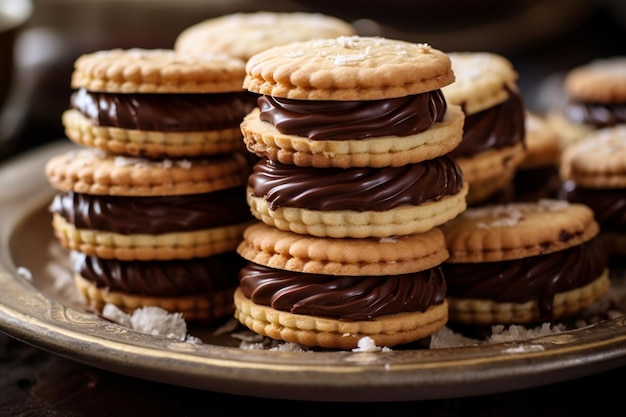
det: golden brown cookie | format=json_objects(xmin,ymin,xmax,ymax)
[
  {"xmin": 244, "ymin": 36, "xmax": 455, "ymax": 101},
  {"xmin": 72, "ymin": 251, "xmax": 244, "ymax": 322},
  {"xmin": 71, "ymin": 48, "xmax": 247, "ymax": 93},
  {"xmin": 174, "ymin": 12, "xmax": 357, "ymax": 61},
  {"xmin": 442, "ymin": 199, "xmax": 599, "ymax": 263},
  {"xmin": 45, "ymin": 147, "xmax": 249, "ymax": 196},
  {"xmin": 234, "ymin": 288, "xmax": 448, "ymax": 350},
  {"xmin": 440, "ymin": 199, "xmax": 610, "ymax": 325},
  {"xmin": 237, "ymin": 222, "xmax": 450, "ymax": 276},
  {"xmin": 65, "ymin": 48, "xmax": 255, "ymax": 158},
  {"xmin": 560, "ymin": 125, "xmax": 626, "ymax": 257}
]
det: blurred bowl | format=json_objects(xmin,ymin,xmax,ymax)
[{"xmin": 0, "ymin": 0, "xmax": 32, "ymax": 109}]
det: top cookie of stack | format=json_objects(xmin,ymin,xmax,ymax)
[{"xmin": 63, "ymin": 48, "xmax": 256, "ymax": 158}]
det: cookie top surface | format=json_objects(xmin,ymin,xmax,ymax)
[
  {"xmin": 441, "ymin": 199, "xmax": 599, "ymax": 263},
  {"xmin": 243, "ymin": 36, "xmax": 455, "ymax": 100},
  {"xmin": 441, "ymin": 52, "xmax": 519, "ymax": 115},
  {"xmin": 174, "ymin": 12, "xmax": 356, "ymax": 61},
  {"xmin": 45, "ymin": 148, "xmax": 249, "ymax": 196},
  {"xmin": 70, "ymin": 48, "xmax": 247, "ymax": 93},
  {"xmin": 565, "ymin": 56, "xmax": 626, "ymax": 103},
  {"xmin": 237, "ymin": 222, "xmax": 449, "ymax": 276},
  {"xmin": 560, "ymin": 124, "xmax": 626, "ymax": 188}
]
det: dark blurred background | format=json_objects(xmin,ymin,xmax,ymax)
[{"xmin": 1, "ymin": 0, "xmax": 625, "ymax": 160}]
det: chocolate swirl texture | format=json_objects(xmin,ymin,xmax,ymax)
[
  {"xmin": 50, "ymin": 188, "xmax": 252, "ymax": 234},
  {"xmin": 72, "ymin": 251, "xmax": 245, "ymax": 296},
  {"xmin": 257, "ymin": 90, "xmax": 447, "ymax": 140},
  {"xmin": 70, "ymin": 88, "xmax": 257, "ymax": 131},
  {"xmin": 563, "ymin": 101, "xmax": 626, "ymax": 128},
  {"xmin": 561, "ymin": 183, "xmax": 626, "ymax": 232},
  {"xmin": 441, "ymin": 237, "xmax": 609, "ymax": 320},
  {"xmin": 249, "ymin": 156, "xmax": 464, "ymax": 211},
  {"xmin": 449, "ymin": 86, "xmax": 526, "ymax": 159},
  {"xmin": 238, "ymin": 263, "xmax": 447, "ymax": 321}
]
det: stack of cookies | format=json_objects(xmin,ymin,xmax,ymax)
[
  {"xmin": 233, "ymin": 36, "xmax": 469, "ymax": 349},
  {"xmin": 441, "ymin": 52, "xmax": 527, "ymax": 206},
  {"xmin": 45, "ymin": 48, "xmax": 256, "ymax": 322}
]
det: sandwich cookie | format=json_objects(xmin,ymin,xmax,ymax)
[
  {"xmin": 241, "ymin": 36, "xmax": 465, "ymax": 168},
  {"xmin": 46, "ymin": 147, "xmax": 253, "ymax": 260},
  {"xmin": 234, "ymin": 222, "xmax": 450, "ymax": 349},
  {"xmin": 247, "ymin": 156, "xmax": 467, "ymax": 238},
  {"xmin": 174, "ymin": 11, "xmax": 356, "ymax": 61},
  {"xmin": 442, "ymin": 52, "xmax": 527, "ymax": 205},
  {"xmin": 440, "ymin": 199, "xmax": 610, "ymax": 325},
  {"xmin": 560, "ymin": 125, "xmax": 626, "ymax": 258},
  {"xmin": 63, "ymin": 48, "xmax": 257, "ymax": 158},
  {"xmin": 547, "ymin": 56, "xmax": 626, "ymax": 147}
]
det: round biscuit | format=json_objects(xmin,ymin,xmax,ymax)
[
  {"xmin": 45, "ymin": 147, "xmax": 249, "ymax": 196},
  {"xmin": 237, "ymin": 222, "xmax": 449, "ymax": 276},
  {"xmin": 234, "ymin": 288, "xmax": 448, "ymax": 349},
  {"xmin": 75, "ymin": 274, "xmax": 235, "ymax": 322},
  {"xmin": 446, "ymin": 270, "xmax": 610, "ymax": 325},
  {"xmin": 52, "ymin": 213, "xmax": 251, "ymax": 261},
  {"xmin": 441, "ymin": 199, "xmax": 600, "ymax": 263},
  {"xmin": 247, "ymin": 182, "xmax": 468, "ymax": 239},
  {"xmin": 442, "ymin": 52, "xmax": 519, "ymax": 115},
  {"xmin": 243, "ymin": 36, "xmax": 455, "ymax": 100},
  {"xmin": 63, "ymin": 109, "xmax": 245, "ymax": 158},
  {"xmin": 565, "ymin": 56, "xmax": 626, "ymax": 102},
  {"xmin": 560, "ymin": 125, "xmax": 626, "ymax": 188},
  {"xmin": 174, "ymin": 12, "xmax": 356, "ymax": 61},
  {"xmin": 241, "ymin": 104, "xmax": 464, "ymax": 168},
  {"xmin": 70, "ymin": 48, "xmax": 247, "ymax": 93}
]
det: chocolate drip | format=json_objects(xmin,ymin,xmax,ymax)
[
  {"xmin": 70, "ymin": 88, "xmax": 257, "ymax": 131},
  {"xmin": 563, "ymin": 101, "xmax": 626, "ymax": 128},
  {"xmin": 238, "ymin": 263, "xmax": 447, "ymax": 321},
  {"xmin": 50, "ymin": 188, "xmax": 252, "ymax": 234},
  {"xmin": 257, "ymin": 91, "xmax": 447, "ymax": 140},
  {"xmin": 249, "ymin": 156, "xmax": 464, "ymax": 211},
  {"xmin": 442, "ymin": 238, "xmax": 609, "ymax": 321},
  {"xmin": 561, "ymin": 183, "xmax": 626, "ymax": 231},
  {"xmin": 72, "ymin": 251, "xmax": 245, "ymax": 296},
  {"xmin": 449, "ymin": 86, "xmax": 526, "ymax": 159}
]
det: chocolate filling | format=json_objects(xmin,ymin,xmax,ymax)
[
  {"xmin": 560, "ymin": 182, "xmax": 626, "ymax": 232},
  {"xmin": 449, "ymin": 86, "xmax": 526, "ymax": 159},
  {"xmin": 563, "ymin": 101, "xmax": 626, "ymax": 128},
  {"xmin": 248, "ymin": 156, "xmax": 464, "ymax": 211},
  {"xmin": 50, "ymin": 188, "xmax": 252, "ymax": 234},
  {"xmin": 238, "ymin": 263, "xmax": 447, "ymax": 321},
  {"xmin": 70, "ymin": 88, "xmax": 257, "ymax": 131},
  {"xmin": 72, "ymin": 251, "xmax": 245, "ymax": 296},
  {"xmin": 257, "ymin": 90, "xmax": 447, "ymax": 140},
  {"xmin": 441, "ymin": 237, "xmax": 608, "ymax": 321}
]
